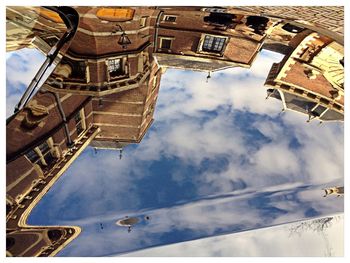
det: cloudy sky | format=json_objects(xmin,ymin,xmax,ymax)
[
  {"xmin": 121, "ymin": 214, "xmax": 343, "ymax": 257},
  {"xmin": 6, "ymin": 48, "xmax": 344, "ymax": 256},
  {"xmin": 6, "ymin": 48, "xmax": 56, "ymax": 118}
]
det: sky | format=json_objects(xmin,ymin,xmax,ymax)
[
  {"xmin": 6, "ymin": 48, "xmax": 56, "ymax": 118},
  {"xmin": 6, "ymin": 48, "xmax": 344, "ymax": 256},
  {"xmin": 121, "ymin": 214, "xmax": 344, "ymax": 257}
]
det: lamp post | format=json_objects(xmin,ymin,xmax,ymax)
[
  {"xmin": 206, "ymin": 71, "xmax": 211, "ymax": 83},
  {"xmin": 113, "ymin": 24, "xmax": 131, "ymax": 49}
]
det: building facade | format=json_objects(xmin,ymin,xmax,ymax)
[
  {"xmin": 265, "ymin": 29, "xmax": 344, "ymax": 122},
  {"xmin": 6, "ymin": 6, "xmax": 344, "ymax": 257},
  {"xmin": 153, "ymin": 7, "xmax": 275, "ymax": 72}
]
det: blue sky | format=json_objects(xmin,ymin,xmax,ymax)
[{"xmin": 6, "ymin": 49, "xmax": 344, "ymax": 256}]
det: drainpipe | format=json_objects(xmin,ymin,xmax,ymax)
[
  {"xmin": 13, "ymin": 6, "xmax": 79, "ymax": 114},
  {"xmin": 51, "ymin": 92, "xmax": 74, "ymax": 147},
  {"xmin": 153, "ymin": 10, "xmax": 164, "ymax": 53}
]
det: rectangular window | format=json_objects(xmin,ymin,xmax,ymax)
[
  {"xmin": 311, "ymin": 104, "xmax": 327, "ymax": 117},
  {"xmin": 69, "ymin": 61, "xmax": 86, "ymax": 79},
  {"xmin": 202, "ymin": 35, "xmax": 226, "ymax": 53},
  {"xmin": 108, "ymin": 58, "xmax": 125, "ymax": 78},
  {"xmin": 26, "ymin": 149, "xmax": 40, "ymax": 164},
  {"xmin": 74, "ymin": 110, "xmax": 85, "ymax": 136},
  {"xmin": 160, "ymin": 38, "xmax": 172, "ymax": 49},
  {"xmin": 38, "ymin": 142, "xmax": 55, "ymax": 166},
  {"xmin": 26, "ymin": 140, "xmax": 55, "ymax": 168},
  {"xmin": 140, "ymin": 17, "xmax": 147, "ymax": 28},
  {"xmin": 108, "ymin": 59, "xmax": 121, "ymax": 73},
  {"xmin": 164, "ymin": 15, "xmax": 177, "ymax": 22}
]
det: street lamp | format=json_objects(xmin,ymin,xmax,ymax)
[
  {"xmin": 206, "ymin": 71, "xmax": 211, "ymax": 83},
  {"xmin": 113, "ymin": 24, "xmax": 131, "ymax": 49}
]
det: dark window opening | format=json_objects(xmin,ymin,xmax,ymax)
[
  {"xmin": 246, "ymin": 16, "xmax": 269, "ymax": 35},
  {"xmin": 267, "ymin": 89, "xmax": 281, "ymax": 100},
  {"xmin": 45, "ymin": 36, "xmax": 59, "ymax": 47},
  {"xmin": 160, "ymin": 39, "xmax": 172, "ymax": 49},
  {"xmin": 74, "ymin": 111, "xmax": 84, "ymax": 136},
  {"xmin": 38, "ymin": 141, "xmax": 50, "ymax": 154},
  {"xmin": 61, "ymin": 58, "xmax": 86, "ymax": 80},
  {"xmin": 76, "ymin": 122, "xmax": 84, "ymax": 136},
  {"xmin": 164, "ymin": 16, "xmax": 176, "ymax": 22},
  {"xmin": 311, "ymin": 105, "xmax": 327, "ymax": 117},
  {"xmin": 72, "ymin": 61, "xmax": 87, "ymax": 79},
  {"xmin": 204, "ymin": 13, "xmax": 236, "ymax": 27},
  {"xmin": 340, "ymin": 58, "xmax": 344, "ymax": 67},
  {"xmin": 74, "ymin": 111, "xmax": 81, "ymax": 123},
  {"xmin": 287, "ymin": 96, "xmax": 317, "ymax": 114},
  {"xmin": 203, "ymin": 7, "xmax": 227, "ymax": 13},
  {"xmin": 39, "ymin": 142, "xmax": 55, "ymax": 167},
  {"xmin": 6, "ymin": 237, "xmax": 15, "ymax": 250},
  {"xmin": 26, "ymin": 149, "xmax": 40, "ymax": 163},
  {"xmin": 43, "ymin": 151, "xmax": 55, "ymax": 166},
  {"xmin": 202, "ymin": 35, "xmax": 226, "ymax": 53},
  {"xmin": 6, "ymin": 204, "xmax": 12, "ymax": 215},
  {"xmin": 48, "ymin": 230, "xmax": 63, "ymax": 242},
  {"xmin": 282, "ymin": 23, "xmax": 304, "ymax": 33}
]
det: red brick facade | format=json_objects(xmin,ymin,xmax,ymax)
[{"xmin": 6, "ymin": 6, "xmax": 344, "ymax": 257}]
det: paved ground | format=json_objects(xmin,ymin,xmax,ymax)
[{"xmin": 236, "ymin": 6, "xmax": 344, "ymax": 36}]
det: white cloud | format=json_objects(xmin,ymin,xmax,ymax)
[
  {"xmin": 14, "ymin": 48, "xmax": 342, "ymax": 256},
  {"xmin": 251, "ymin": 142, "xmax": 300, "ymax": 175},
  {"xmin": 119, "ymin": 215, "xmax": 343, "ymax": 257},
  {"xmin": 6, "ymin": 48, "xmax": 57, "ymax": 117},
  {"xmin": 31, "ymin": 49, "xmax": 343, "ymax": 222},
  {"xmin": 6, "ymin": 48, "xmax": 46, "ymax": 90}
]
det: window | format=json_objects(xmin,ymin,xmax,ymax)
[
  {"xmin": 311, "ymin": 104, "xmax": 327, "ymax": 117},
  {"xmin": 45, "ymin": 36, "xmax": 59, "ymax": 47},
  {"xmin": 160, "ymin": 38, "xmax": 172, "ymax": 49},
  {"xmin": 163, "ymin": 15, "xmax": 177, "ymax": 22},
  {"xmin": 64, "ymin": 59, "xmax": 86, "ymax": 80},
  {"xmin": 140, "ymin": 17, "xmax": 147, "ymax": 28},
  {"xmin": 74, "ymin": 110, "xmax": 85, "ymax": 136},
  {"xmin": 26, "ymin": 149, "xmax": 41, "ymax": 164},
  {"xmin": 202, "ymin": 35, "xmax": 226, "ymax": 53},
  {"xmin": 76, "ymin": 62, "xmax": 87, "ymax": 77},
  {"xmin": 38, "ymin": 142, "xmax": 55, "ymax": 165},
  {"xmin": 201, "ymin": 7, "xmax": 227, "ymax": 13},
  {"xmin": 282, "ymin": 23, "xmax": 304, "ymax": 33},
  {"xmin": 47, "ymin": 230, "xmax": 63, "ymax": 242},
  {"xmin": 25, "ymin": 140, "xmax": 55, "ymax": 168},
  {"xmin": 107, "ymin": 58, "xmax": 125, "ymax": 78},
  {"xmin": 108, "ymin": 59, "xmax": 121, "ymax": 73},
  {"xmin": 96, "ymin": 8, "xmax": 135, "ymax": 22}
]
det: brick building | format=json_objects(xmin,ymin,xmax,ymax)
[
  {"xmin": 41, "ymin": 7, "xmax": 162, "ymax": 146},
  {"xmin": 153, "ymin": 7, "xmax": 276, "ymax": 72},
  {"xmin": 6, "ymin": 6, "xmax": 163, "ymax": 256},
  {"xmin": 265, "ymin": 29, "xmax": 344, "ymax": 122},
  {"xmin": 6, "ymin": 6, "xmax": 68, "ymax": 52},
  {"xmin": 6, "ymin": 6, "xmax": 344, "ymax": 257}
]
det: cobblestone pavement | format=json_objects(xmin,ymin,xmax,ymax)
[{"xmin": 236, "ymin": 6, "xmax": 344, "ymax": 36}]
